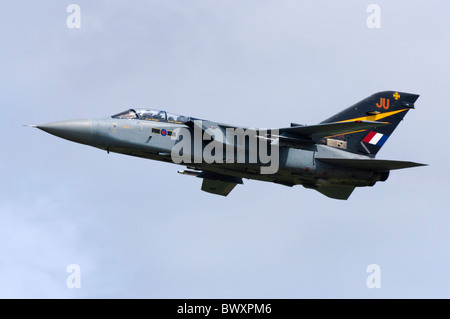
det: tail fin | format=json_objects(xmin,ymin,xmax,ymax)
[{"xmin": 320, "ymin": 91, "xmax": 419, "ymax": 156}]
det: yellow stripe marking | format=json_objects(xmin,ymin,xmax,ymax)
[{"xmin": 337, "ymin": 108, "xmax": 408, "ymax": 123}]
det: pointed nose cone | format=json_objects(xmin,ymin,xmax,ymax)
[{"xmin": 37, "ymin": 119, "xmax": 94, "ymax": 145}]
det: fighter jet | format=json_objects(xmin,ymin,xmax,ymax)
[{"xmin": 31, "ymin": 91, "xmax": 426, "ymax": 200}]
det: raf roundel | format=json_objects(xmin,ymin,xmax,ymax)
[{"xmin": 161, "ymin": 129, "xmax": 167, "ymax": 136}]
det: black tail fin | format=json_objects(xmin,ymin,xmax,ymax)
[{"xmin": 320, "ymin": 91, "xmax": 419, "ymax": 156}]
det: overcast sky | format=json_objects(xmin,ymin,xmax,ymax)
[{"xmin": 1, "ymin": 0, "xmax": 449, "ymax": 298}]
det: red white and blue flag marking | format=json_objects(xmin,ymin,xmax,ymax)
[{"xmin": 362, "ymin": 131, "xmax": 389, "ymax": 146}]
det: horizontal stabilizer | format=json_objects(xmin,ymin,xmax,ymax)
[
  {"xmin": 316, "ymin": 158, "xmax": 427, "ymax": 170},
  {"xmin": 279, "ymin": 121, "xmax": 389, "ymax": 139}
]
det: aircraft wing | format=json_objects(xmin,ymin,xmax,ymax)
[
  {"xmin": 186, "ymin": 119, "xmax": 388, "ymax": 140},
  {"xmin": 279, "ymin": 120, "xmax": 390, "ymax": 138}
]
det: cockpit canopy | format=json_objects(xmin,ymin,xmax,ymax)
[{"xmin": 112, "ymin": 108, "xmax": 191, "ymax": 123}]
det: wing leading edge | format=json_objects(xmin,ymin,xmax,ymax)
[{"xmin": 279, "ymin": 120, "xmax": 390, "ymax": 139}]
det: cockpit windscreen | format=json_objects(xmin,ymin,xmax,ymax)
[{"xmin": 112, "ymin": 108, "xmax": 190, "ymax": 123}]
